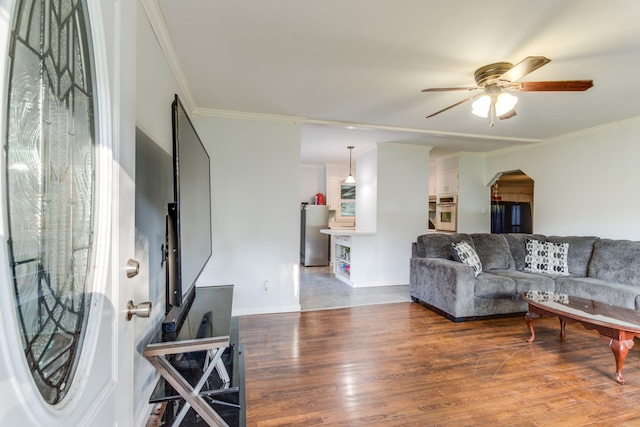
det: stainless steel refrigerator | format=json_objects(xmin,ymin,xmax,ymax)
[{"xmin": 300, "ymin": 204, "xmax": 329, "ymax": 266}]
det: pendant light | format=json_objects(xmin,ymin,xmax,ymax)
[{"xmin": 345, "ymin": 146, "xmax": 356, "ymax": 184}]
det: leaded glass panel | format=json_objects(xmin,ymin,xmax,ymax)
[{"xmin": 5, "ymin": 0, "xmax": 96, "ymax": 404}]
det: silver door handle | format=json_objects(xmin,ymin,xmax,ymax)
[
  {"xmin": 126, "ymin": 301, "xmax": 152, "ymax": 321},
  {"xmin": 126, "ymin": 259, "xmax": 140, "ymax": 278}
]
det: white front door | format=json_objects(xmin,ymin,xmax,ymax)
[{"xmin": 0, "ymin": 0, "xmax": 140, "ymax": 425}]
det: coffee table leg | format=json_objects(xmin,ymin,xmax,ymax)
[
  {"xmin": 559, "ymin": 318, "xmax": 566, "ymax": 340},
  {"xmin": 525, "ymin": 312, "xmax": 540, "ymax": 343},
  {"xmin": 602, "ymin": 336, "xmax": 635, "ymax": 384}
]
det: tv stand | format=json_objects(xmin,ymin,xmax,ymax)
[{"xmin": 145, "ymin": 285, "xmax": 245, "ymax": 426}]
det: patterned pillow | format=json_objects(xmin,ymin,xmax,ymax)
[
  {"xmin": 451, "ymin": 241, "xmax": 483, "ymax": 277},
  {"xmin": 524, "ymin": 239, "xmax": 570, "ymax": 275}
]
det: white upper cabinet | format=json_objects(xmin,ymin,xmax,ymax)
[
  {"xmin": 327, "ymin": 176, "xmax": 341, "ymax": 210},
  {"xmin": 437, "ymin": 169, "xmax": 458, "ymax": 195}
]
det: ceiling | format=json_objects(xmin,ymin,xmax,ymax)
[{"xmin": 152, "ymin": 0, "xmax": 640, "ymax": 164}]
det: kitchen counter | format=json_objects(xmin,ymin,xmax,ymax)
[
  {"xmin": 320, "ymin": 229, "xmax": 376, "ymax": 236},
  {"xmin": 320, "ymin": 229, "xmax": 376, "ymax": 287}
]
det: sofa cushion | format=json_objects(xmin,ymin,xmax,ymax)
[
  {"xmin": 503, "ymin": 233, "xmax": 547, "ymax": 271},
  {"xmin": 451, "ymin": 241, "xmax": 482, "ymax": 277},
  {"xmin": 489, "ymin": 270, "xmax": 555, "ymax": 294},
  {"xmin": 416, "ymin": 233, "xmax": 474, "ymax": 259},
  {"xmin": 474, "ymin": 272, "xmax": 515, "ymax": 298},
  {"xmin": 546, "ymin": 235, "xmax": 599, "ymax": 277},
  {"xmin": 555, "ymin": 276, "xmax": 640, "ymax": 310},
  {"xmin": 471, "ymin": 233, "xmax": 514, "ymax": 270},
  {"xmin": 588, "ymin": 239, "xmax": 640, "ymax": 287},
  {"xmin": 524, "ymin": 239, "xmax": 570, "ymax": 275},
  {"xmin": 416, "ymin": 233, "xmax": 451, "ymax": 258}
]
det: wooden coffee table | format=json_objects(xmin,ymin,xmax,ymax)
[{"xmin": 522, "ymin": 291, "xmax": 640, "ymax": 384}]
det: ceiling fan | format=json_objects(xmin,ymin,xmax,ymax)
[{"xmin": 422, "ymin": 56, "xmax": 593, "ymax": 126}]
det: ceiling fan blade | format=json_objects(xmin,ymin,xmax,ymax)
[
  {"xmin": 498, "ymin": 56, "xmax": 551, "ymax": 83},
  {"xmin": 426, "ymin": 94, "xmax": 481, "ymax": 118},
  {"xmin": 421, "ymin": 87, "xmax": 478, "ymax": 92},
  {"xmin": 510, "ymin": 80, "xmax": 594, "ymax": 91}
]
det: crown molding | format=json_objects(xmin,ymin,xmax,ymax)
[
  {"xmin": 195, "ymin": 107, "xmax": 305, "ymax": 124},
  {"xmin": 196, "ymin": 107, "xmax": 542, "ymax": 144},
  {"xmin": 545, "ymin": 115, "xmax": 640, "ymax": 143},
  {"xmin": 488, "ymin": 115, "xmax": 640, "ymax": 159},
  {"xmin": 140, "ymin": 0, "xmax": 197, "ymax": 114},
  {"xmin": 377, "ymin": 142, "xmax": 433, "ymax": 152}
]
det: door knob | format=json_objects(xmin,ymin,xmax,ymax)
[
  {"xmin": 126, "ymin": 301, "xmax": 152, "ymax": 321},
  {"xmin": 126, "ymin": 259, "xmax": 140, "ymax": 278}
]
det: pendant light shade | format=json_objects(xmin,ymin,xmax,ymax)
[{"xmin": 345, "ymin": 146, "xmax": 355, "ymax": 184}]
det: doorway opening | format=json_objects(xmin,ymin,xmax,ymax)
[{"xmin": 489, "ymin": 170, "xmax": 534, "ymax": 234}]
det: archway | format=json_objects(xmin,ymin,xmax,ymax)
[{"xmin": 488, "ymin": 170, "xmax": 534, "ymax": 233}]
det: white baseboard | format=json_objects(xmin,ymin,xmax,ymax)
[{"xmin": 232, "ymin": 304, "xmax": 301, "ymax": 317}]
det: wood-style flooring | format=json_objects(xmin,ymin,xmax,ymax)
[{"xmin": 239, "ymin": 302, "xmax": 640, "ymax": 427}]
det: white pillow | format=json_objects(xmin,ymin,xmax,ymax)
[
  {"xmin": 524, "ymin": 239, "xmax": 569, "ymax": 275},
  {"xmin": 451, "ymin": 241, "xmax": 483, "ymax": 277}
]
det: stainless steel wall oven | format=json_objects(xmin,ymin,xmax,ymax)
[{"xmin": 436, "ymin": 195, "xmax": 457, "ymax": 232}]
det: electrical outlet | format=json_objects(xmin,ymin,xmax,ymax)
[{"xmin": 263, "ymin": 280, "xmax": 270, "ymax": 293}]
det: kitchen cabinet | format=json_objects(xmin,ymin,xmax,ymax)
[
  {"xmin": 437, "ymin": 169, "xmax": 458, "ymax": 194},
  {"xmin": 326, "ymin": 176, "xmax": 341, "ymax": 210}
]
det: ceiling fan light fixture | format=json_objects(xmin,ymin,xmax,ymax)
[
  {"xmin": 423, "ymin": 56, "xmax": 592, "ymax": 122},
  {"xmin": 498, "ymin": 108, "xmax": 517, "ymax": 120},
  {"xmin": 495, "ymin": 92, "xmax": 518, "ymax": 116},
  {"xmin": 471, "ymin": 92, "xmax": 518, "ymax": 122},
  {"xmin": 471, "ymin": 95, "xmax": 491, "ymax": 118}
]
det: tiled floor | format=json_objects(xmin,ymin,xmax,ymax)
[{"xmin": 299, "ymin": 266, "xmax": 411, "ymax": 311}]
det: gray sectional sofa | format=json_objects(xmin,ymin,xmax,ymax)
[{"xmin": 409, "ymin": 233, "xmax": 640, "ymax": 321}]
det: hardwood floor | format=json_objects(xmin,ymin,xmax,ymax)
[{"xmin": 239, "ymin": 302, "xmax": 640, "ymax": 426}]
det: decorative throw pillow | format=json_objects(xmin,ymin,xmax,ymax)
[
  {"xmin": 524, "ymin": 239, "xmax": 570, "ymax": 275},
  {"xmin": 451, "ymin": 241, "xmax": 483, "ymax": 277}
]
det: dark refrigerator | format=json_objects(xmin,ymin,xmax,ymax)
[{"xmin": 300, "ymin": 204, "xmax": 329, "ymax": 266}]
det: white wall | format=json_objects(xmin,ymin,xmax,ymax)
[
  {"xmin": 354, "ymin": 143, "xmax": 431, "ymax": 286},
  {"xmin": 193, "ymin": 116, "xmax": 302, "ymax": 315},
  {"xmin": 487, "ymin": 118, "xmax": 640, "ymax": 240},
  {"xmin": 376, "ymin": 144, "xmax": 431, "ymax": 284},
  {"xmin": 136, "ymin": 6, "xmax": 179, "ymax": 154},
  {"xmin": 458, "ymin": 153, "xmax": 490, "ymax": 233},
  {"xmin": 356, "ymin": 149, "xmax": 378, "ymax": 232},
  {"xmin": 300, "ymin": 164, "xmax": 325, "ymax": 203},
  {"xmin": 326, "ymin": 163, "xmax": 350, "ymax": 178}
]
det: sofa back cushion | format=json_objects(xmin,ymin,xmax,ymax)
[
  {"xmin": 503, "ymin": 233, "xmax": 548, "ymax": 271},
  {"xmin": 546, "ymin": 235, "xmax": 598, "ymax": 277},
  {"xmin": 416, "ymin": 233, "xmax": 474, "ymax": 259},
  {"xmin": 471, "ymin": 234, "xmax": 514, "ymax": 270},
  {"xmin": 588, "ymin": 239, "xmax": 640, "ymax": 287}
]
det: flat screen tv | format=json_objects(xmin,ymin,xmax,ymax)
[{"xmin": 164, "ymin": 95, "xmax": 212, "ymax": 330}]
